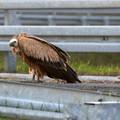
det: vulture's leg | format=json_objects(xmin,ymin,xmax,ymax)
[
  {"xmin": 29, "ymin": 68, "xmax": 37, "ymax": 82},
  {"xmin": 31, "ymin": 70, "xmax": 41, "ymax": 83},
  {"xmin": 24, "ymin": 72, "xmax": 37, "ymax": 83},
  {"xmin": 20, "ymin": 69, "xmax": 37, "ymax": 83},
  {"xmin": 32, "ymin": 71, "xmax": 36, "ymax": 81},
  {"xmin": 37, "ymin": 78, "xmax": 43, "ymax": 83},
  {"xmin": 36, "ymin": 73, "xmax": 43, "ymax": 83},
  {"xmin": 20, "ymin": 72, "xmax": 36, "ymax": 83}
]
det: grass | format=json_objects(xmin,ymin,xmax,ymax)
[
  {"xmin": 0, "ymin": 117, "xmax": 26, "ymax": 120},
  {"xmin": 0, "ymin": 52, "xmax": 120, "ymax": 76},
  {"xmin": 0, "ymin": 53, "xmax": 4, "ymax": 72},
  {"xmin": 16, "ymin": 56, "xmax": 28, "ymax": 73},
  {"xmin": 69, "ymin": 53, "xmax": 120, "ymax": 76},
  {"xmin": 0, "ymin": 117, "xmax": 19, "ymax": 120},
  {"xmin": 0, "ymin": 54, "xmax": 28, "ymax": 73}
]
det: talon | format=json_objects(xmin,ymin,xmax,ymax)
[
  {"xmin": 20, "ymin": 80, "xmax": 37, "ymax": 83},
  {"xmin": 37, "ymin": 80, "xmax": 43, "ymax": 83}
]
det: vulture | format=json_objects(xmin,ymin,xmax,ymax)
[{"xmin": 9, "ymin": 33, "xmax": 81, "ymax": 83}]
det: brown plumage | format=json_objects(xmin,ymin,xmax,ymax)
[{"xmin": 9, "ymin": 33, "xmax": 81, "ymax": 83}]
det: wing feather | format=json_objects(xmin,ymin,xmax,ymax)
[
  {"xmin": 17, "ymin": 34, "xmax": 68, "ymax": 69},
  {"xmin": 27, "ymin": 35, "xmax": 69, "ymax": 62}
]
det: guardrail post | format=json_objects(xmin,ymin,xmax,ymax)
[
  {"xmin": 4, "ymin": 10, "xmax": 20, "ymax": 25},
  {"xmin": 81, "ymin": 16, "xmax": 87, "ymax": 25},
  {"xmin": 4, "ymin": 10, "xmax": 18, "ymax": 72},
  {"xmin": 104, "ymin": 16, "xmax": 109, "ymax": 25},
  {"xmin": 48, "ymin": 15, "xmax": 54, "ymax": 25},
  {"xmin": 4, "ymin": 52, "xmax": 16, "ymax": 72}
]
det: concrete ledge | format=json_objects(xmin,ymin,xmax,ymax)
[
  {"xmin": 0, "ymin": 73, "xmax": 119, "ymax": 83},
  {"xmin": 0, "ymin": 73, "xmax": 120, "ymax": 81}
]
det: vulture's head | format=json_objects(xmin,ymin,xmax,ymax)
[
  {"xmin": 9, "ymin": 33, "xmax": 27, "ymax": 55},
  {"xmin": 9, "ymin": 37, "xmax": 18, "ymax": 48}
]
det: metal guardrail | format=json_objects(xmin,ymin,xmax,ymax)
[
  {"xmin": 1, "ymin": 26, "xmax": 120, "ymax": 52},
  {"xmin": 15, "ymin": 14, "xmax": 120, "ymax": 26},
  {"xmin": 2, "ymin": 9, "xmax": 120, "ymax": 26},
  {"xmin": 0, "ymin": 0, "xmax": 120, "ymax": 72},
  {"xmin": 18, "ymin": 15, "xmax": 120, "ymax": 26},
  {"xmin": 0, "ymin": 0, "xmax": 120, "ymax": 9},
  {"xmin": 0, "ymin": 26, "xmax": 120, "ymax": 72},
  {"xmin": 2, "ymin": 41, "xmax": 120, "ymax": 53},
  {"xmin": 0, "ymin": 26, "xmax": 120, "ymax": 36},
  {"xmin": 17, "ymin": 8, "xmax": 120, "ymax": 15}
]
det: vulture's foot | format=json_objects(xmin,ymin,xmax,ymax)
[
  {"xmin": 20, "ymin": 80, "xmax": 38, "ymax": 83},
  {"xmin": 36, "ymin": 80, "xmax": 44, "ymax": 83},
  {"xmin": 57, "ymin": 79, "xmax": 66, "ymax": 84}
]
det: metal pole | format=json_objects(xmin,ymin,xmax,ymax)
[{"xmin": 4, "ymin": 10, "xmax": 17, "ymax": 72}]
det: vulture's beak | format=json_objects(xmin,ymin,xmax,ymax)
[{"xmin": 9, "ymin": 38, "xmax": 17, "ymax": 47}]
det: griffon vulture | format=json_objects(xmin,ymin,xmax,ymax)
[{"xmin": 9, "ymin": 33, "xmax": 81, "ymax": 83}]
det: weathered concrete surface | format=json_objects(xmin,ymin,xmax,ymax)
[
  {"xmin": 0, "ymin": 73, "xmax": 119, "ymax": 120},
  {"xmin": 0, "ymin": 106, "xmax": 67, "ymax": 120},
  {"xmin": 0, "ymin": 74, "xmax": 119, "ymax": 104},
  {"xmin": 66, "ymin": 103, "xmax": 120, "ymax": 120},
  {"xmin": 0, "ymin": 96, "xmax": 64, "ymax": 112},
  {"xmin": 1, "ymin": 102, "xmax": 120, "ymax": 120}
]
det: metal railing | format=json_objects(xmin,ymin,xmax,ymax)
[
  {"xmin": 0, "ymin": 0, "xmax": 120, "ymax": 9},
  {"xmin": 0, "ymin": 26, "xmax": 120, "ymax": 72},
  {"xmin": 1, "ymin": 9, "xmax": 120, "ymax": 25},
  {"xmin": 0, "ymin": 0, "xmax": 120, "ymax": 72}
]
